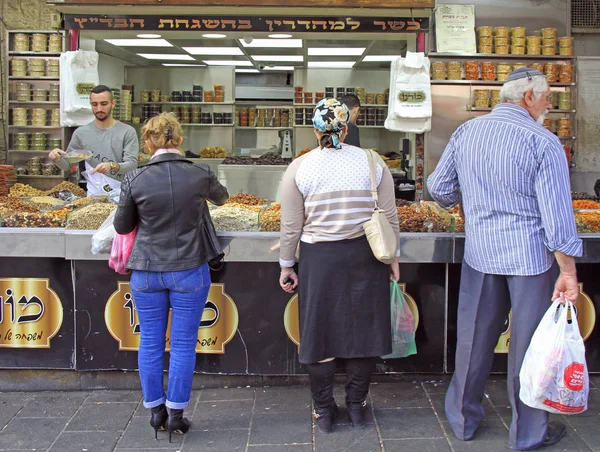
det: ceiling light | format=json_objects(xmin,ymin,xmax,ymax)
[
  {"xmin": 308, "ymin": 47, "xmax": 366, "ymax": 56},
  {"xmin": 251, "ymin": 55, "xmax": 303, "ymax": 62},
  {"xmin": 263, "ymin": 66, "xmax": 294, "ymax": 71},
  {"xmin": 163, "ymin": 63, "xmax": 207, "ymax": 67},
  {"xmin": 268, "ymin": 34, "xmax": 293, "ymax": 39},
  {"xmin": 137, "ymin": 33, "xmax": 162, "ymax": 38},
  {"xmin": 137, "ymin": 53, "xmax": 195, "ymax": 60},
  {"xmin": 203, "ymin": 60, "xmax": 253, "ymax": 66},
  {"xmin": 308, "ymin": 61, "xmax": 355, "ymax": 68},
  {"xmin": 362, "ymin": 55, "xmax": 402, "ymax": 62},
  {"xmin": 203, "ymin": 33, "xmax": 227, "ymax": 38},
  {"xmin": 183, "ymin": 47, "xmax": 243, "ymax": 55},
  {"xmin": 240, "ymin": 38, "xmax": 303, "ymax": 48},
  {"xmin": 105, "ymin": 39, "xmax": 172, "ymax": 47},
  {"xmin": 236, "ymin": 68, "xmax": 260, "ymax": 73}
]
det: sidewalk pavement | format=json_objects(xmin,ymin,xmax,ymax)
[{"xmin": 1, "ymin": 375, "xmax": 599, "ymax": 452}]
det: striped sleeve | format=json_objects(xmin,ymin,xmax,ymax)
[
  {"xmin": 534, "ymin": 141, "xmax": 583, "ymax": 257},
  {"xmin": 279, "ymin": 159, "xmax": 305, "ymax": 267},
  {"xmin": 427, "ymin": 138, "xmax": 460, "ymax": 208}
]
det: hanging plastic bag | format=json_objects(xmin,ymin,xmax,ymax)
[
  {"xmin": 83, "ymin": 161, "xmax": 121, "ymax": 202},
  {"xmin": 108, "ymin": 227, "xmax": 137, "ymax": 275},
  {"xmin": 91, "ymin": 210, "xmax": 116, "ymax": 255},
  {"xmin": 519, "ymin": 300, "xmax": 589, "ymax": 414},
  {"xmin": 382, "ymin": 281, "xmax": 417, "ymax": 359}
]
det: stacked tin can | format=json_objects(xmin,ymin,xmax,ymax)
[
  {"xmin": 30, "ymin": 133, "xmax": 47, "ymax": 150},
  {"xmin": 476, "ymin": 26, "xmax": 493, "ymax": 54},
  {"xmin": 48, "ymin": 83, "xmax": 59, "ymax": 102},
  {"xmin": 13, "ymin": 133, "xmax": 30, "ymax": 150},
  {"xmin": 10, "ymin": 58, "xmax": 27, "ymax": 76},
  {"xmin": 559, "ymin": 36, "xmax": 574, "ymax": 56},
  {"xmin": 27, "ymin": 157, "xmax": 42, "ymax": 175},
  {"xmin": 13, "ymin": 33, "xmax": 30, "ymax": 51},
  {"xmin": 29, "ymin": 58, "xmax": 46, "ymax": 76}
]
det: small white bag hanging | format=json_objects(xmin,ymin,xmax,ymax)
[
  {"xmin": 385, "ymin": 52, "xmax": 432, "ymax": 133},
  {"xmin": 519, "ymin": 299, "xmax": 589, "ymax": 414},
  {"xmin": 60, "ymin": 50, "xmax": 98, "ymax": 126}
]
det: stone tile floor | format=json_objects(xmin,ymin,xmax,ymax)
[{"xmin": 1, "ymin": 375, "xmax": 599, "ymax": 451}]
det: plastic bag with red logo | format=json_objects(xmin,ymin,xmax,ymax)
[
  {"xmin": 519, "ymin": 299, "xmax": 588, "ymax": 414},
  {"xmin": 108, "ymin": 227, "xmax": 137, "ymax": 275}
]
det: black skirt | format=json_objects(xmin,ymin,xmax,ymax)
[{"xmin": 298, "ymin": 235, "xmax": 392, "ymax": 364}]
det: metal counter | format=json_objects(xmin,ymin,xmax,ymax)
[{"xmin": 1, "ymin": 230, "xmax": 599, "ymax": 263}]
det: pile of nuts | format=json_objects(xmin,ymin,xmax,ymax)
[
  {"xmin": 26, "ymin": 196, "xmax": 64, "ymax": 211},
  {"xmin": 65, "ymin": 203, "xmax": 117, "ymax": 230},
  {"xmin": 260, "ymin": 204, "xmax": 281, "ymax": 232},
  {"xmin": 199, "ymin": 146, "xmax": 229, "ymax": 158},
  {"xmin": 228, "ymin": 193, "xmax": 266, "ymax": 206},
  {"xmin": 46, "ymin": 181, "xmax": 87, "ymax": 198},
  {"xmin": 396, "ymin": 203, "xmax": 448, "ymax": 232},
  {"xmin": 575, "ymin": 211, "xmax": 600, "ymax": 233},
  {"xmin": 211, "ymin": 206, "xmax": 259, "ymax": 231},
  {"xmin": 9, "ymin": 183, "xmax": 45, "ymax": 197},
  {"xmin": 0, "ymin": 197, "xmax": 38, "ymax": 214},
  {"xmin": 3, "ymin": 212, "xmax": 66, "ymax": 228}
]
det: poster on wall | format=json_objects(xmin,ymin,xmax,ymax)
[{"xmin": 434, "ymin": 4, "xmax": 477, "ymax": 54}]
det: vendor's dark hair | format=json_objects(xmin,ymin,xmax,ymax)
[
  {"xmin": 91, "ymin": 85, "xmax": 113, "ymax": 100},
  {"xmin": 339, "ymin": 94, "xmax": 361, "ymax": 109}
]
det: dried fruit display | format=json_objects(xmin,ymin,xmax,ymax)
[
  {"xmin": 66, "ymin": 203, "xmax": 117, "ymax": 230},
  {"xmin": 199, "ymin": 146, "xmax": 228, "ymax": 158},
  {"xmin": 575, "ymin": 211, "xmax": 600, "ymax": 233},
  {"xmin": 46, "ymin": 181, "xmax": 87, "ymax": 198},
  {"xmin": 396, "ymin": 202, "xmax": 449, "ymax": 232},
  {"xmin": 572, "ymin": 200, "xmax": 600, "ymax": 210},
  {"xmin": 260, "ymin": 204, "xmax": 281, "ymax": 231},
  {"xmin": 228, "ymin": 193, "xmax": 266, "ymax": 206},
  {"xmin": 211, "ymin": 206, "xmax": 259, "ymax": 231},
  {"xmin": 2, "ymin": 212, "xmax": 66, "ymax": 228},
  {"xmin": 9, "ymin": 183, "xmax": 44, "ymax": 197},
  {"xmin": 0, "ymin": 197, "xmax": 38, "ymax": 214}
]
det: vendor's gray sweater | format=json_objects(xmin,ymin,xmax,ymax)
[{"xmin": 55, "ymin": 121, "xmax": 139, "ymax": 181}]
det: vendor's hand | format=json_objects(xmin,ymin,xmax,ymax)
[
  {"xmin": 279, "ymin": 267, "xmax": 298, "ymax": 293},
  {"xmin": 553, "ymin": 272, "xmax": 579, "ymax": 304},
  {"xmin": 49, "ymin": 148, "xmax": 65, "ymax": 161},
  {"xmin": 390, "ymin": 257, "xmax": 400, "ymax": 282},
  {"xmin": 92, "ymin": 162, "xmax": 111, "ymax": 174}
]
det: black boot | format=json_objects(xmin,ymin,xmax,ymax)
[
  {"xmin": 345, "ymin": 358, "xmax": 375, "ymax": 429},
  {"xmin": 166, "ymin": 408, "xmax": 190, "ymax": 442},
  {"xmin": 150, "ymin": 404, "xmax": 168, "ymax": 439},
  {"xmin": 306, "ymin": 360, "xmax": 338, "ymax": 433}
]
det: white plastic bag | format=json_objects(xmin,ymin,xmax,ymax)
[
  {"xmin": 83, "ymin": 162, "xmax": 121, "ymax": 202},
  {"xmin": 519, "ymin": 300, "xmax": 589, "ymax": 414},
  {"xmin": 91, "ymin": 210, "xmax": 116, "ymax": 255}
]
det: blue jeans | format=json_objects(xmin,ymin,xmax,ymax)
[{"xmin": 130, "ymin": 264, "xmax": 211, "ymax": 410}]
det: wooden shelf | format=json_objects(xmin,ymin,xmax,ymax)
[
  {"xmin": 9, "ymin": 76, "xmax": 59, "ymax": 80},
  {"xmin": 8, "ymin": 126, "xmax": 62, "ymax": 129},
  {"xmin": 9, "ymin": 51, "xmax": 61, "ymax": 56},
  {"xmin": 16, "ymin": 175, "xmax": 64, "ymax": 179},
  {"xmin": 9, "ymin": 101, "xmax": 59, "ymax": 105}
]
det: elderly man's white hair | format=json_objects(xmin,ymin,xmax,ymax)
[{"xmin": 499, "ymin": 75, "xmax": 548, "ymax": 103}]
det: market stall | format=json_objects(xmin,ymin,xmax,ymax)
[{"xmin": 1, "ymin": 0, "xmax": 598, "ymax": 377}]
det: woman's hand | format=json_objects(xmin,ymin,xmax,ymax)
[
  {"xmin": 389, "ymin": 257, "xmax": 400, "ymax": 282},
  {"xmin": 279, "ymin": 267, "xmax": 298, "ymax": 293}
]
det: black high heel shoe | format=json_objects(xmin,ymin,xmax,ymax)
[
  {"xmin": 166, "ymin": 408, "xmax": 191, "ymax": 443},
  {"xmin": 150, "ymin": 404, "xmax": 168, "ymax": 439}
]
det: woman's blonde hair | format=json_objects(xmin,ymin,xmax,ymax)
[{"xmin": 141, "ymin": 112, "xmax": 183, "ymax": 154}]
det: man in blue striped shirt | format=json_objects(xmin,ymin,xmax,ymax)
[{"xmin": 427, "ymin": 68, "xmax": 582, "ymax": 451}]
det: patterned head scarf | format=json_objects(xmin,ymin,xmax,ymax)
[{"xmin": 312, "ymin": 98, "xmax": 350, "ymax": 149}]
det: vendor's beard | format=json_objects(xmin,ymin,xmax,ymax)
[
  {"xmin": 94, "ymin": 106, "xmax": 112, "ymax": 121},
  {"xmin": 536, "ymin": 110, "xmax": 549, "ymax": 125}
]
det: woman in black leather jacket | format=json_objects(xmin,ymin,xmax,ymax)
[{"xmin": 114, "ymin": 112, "xmax": 228, "ymax": 441}]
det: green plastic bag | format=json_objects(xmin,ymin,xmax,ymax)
[{"xmin": 382, "ymin": 281, "xmax": 417, "ymax": 359}]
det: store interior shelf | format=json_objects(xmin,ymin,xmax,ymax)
[
  {"xmin": 8, "ymin": 125, "xmax": 62, "ymax": 129},
  {"xmin": 9, "ymin": 51, "xmax": 61, "ymax": 56},
  {"xmin": 468, "ymin": 107, "xmax": 577, "ymax": 113},
  {"xmin": 293, "ymin": 103, "xmax": 387, "ymax": 108},
  {"xmin": 8, "ymin": 150, "xmax": 53, "ymax": 154},
  {"xmin": 431, "ymin": 80, "xmax": 575, "ymax": 86},
  {"xmin": 131, "ymin": 101, "xmax": 234, "ymax": 106},
  {"xmin": 428, "ymin": 52, "xmax": 577, "ymax": 59},
  {"xmin": 181, "ymin": 124, "xmax": 233, "ymax": 127},
  {"xmin": 8, "ymin": 76, "xmax": 60, "ymax": 80},
  {"xmin": 9, "ymin": 101, "xmax": 59, "ymax": 105},
  {"xmin": 235, "ymin": 127, "xmax": 293, "ymax": 130}
]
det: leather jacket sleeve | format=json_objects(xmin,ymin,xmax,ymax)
[
  {"xmin": 205, "ymin": 166, "xmax": 229, "ymax": 206},
  {"xmin": 114, "ymin": 172, "xmax": 139, "ymax": 234}
]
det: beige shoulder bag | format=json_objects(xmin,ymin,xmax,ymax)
[{"xmin": 362, "ymin": 149, "xmax": 398, "ymax": 264}]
